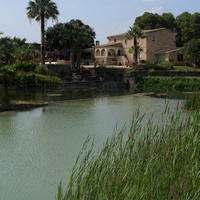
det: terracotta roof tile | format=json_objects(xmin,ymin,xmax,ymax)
[{"xmin": 95, "ymin": 42, "xmax": 122, "ymax": 48}]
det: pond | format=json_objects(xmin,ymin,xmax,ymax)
[{"xmin": 0, "ymin": 90, "xmax": 183, "ymax": 200}]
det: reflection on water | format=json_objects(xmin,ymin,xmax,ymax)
[{"xmin": 0, "ymin": 91, "xmax": 183, "ymax": 200}]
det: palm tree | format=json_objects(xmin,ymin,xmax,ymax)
[
  {"xmin": 125, "ymin": 25, "xmax": 145, "ymax": 65},
  {"xmin": 62, "ymin": 20, "xmax": 95, "ymax": 71},
  {"xmin": 26, "ymin": 0, "xmax": 59, "ymax": 65},
  {"xmin": 14, "ymin": 44, "xmax": 40, "ymax": 62}
]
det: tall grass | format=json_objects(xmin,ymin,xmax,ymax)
[
  {"xmin": 184, "ymin": 92, "xmax": 200, "ymax": 110},
  {"xmin": 57, "ymin": 106, "xmax": 200, "ymax": 200}
]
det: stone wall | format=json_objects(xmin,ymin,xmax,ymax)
[
  {"xmin": 46, "ymin": 64, "xmax": 71, "ymax": 76},
  {"xmin": 139, "ymin": 29, "xmax": 176, "ymax": 63}
]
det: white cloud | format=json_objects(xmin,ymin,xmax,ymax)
[
  {"xmin": 150, "ymin": 6, "xmax": 164, "ymax": 13},
  {"xmin": 140, "ymin": 6, "xmax": 164, "ymax": 15}
]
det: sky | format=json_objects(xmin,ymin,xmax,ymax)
[{"xmin": 0, "ymin": 0, "xmax": 200, "ymax": 45}]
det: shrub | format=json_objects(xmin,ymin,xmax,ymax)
[
  {"xmin": 14, "ymin": 72, "xmax": 61, "ymax": 89},
  {"xmin": 11, "ymin": 61, "xmax": 37, "ymax": 72},
  {"xmin": 135, "ymin": 77, "xmax": 200, "ymax": 91},
  {"xmin": 158, "ymin": 61, "xmax": 174, "ymax": 70},
  {"xmin": 35, "ymin": 65, "xmax": 49, "ymax": 75},
  {"xmin": 139, "ymin": 59, "xmax": 146, "ymax": 64},
  {"xmin": 145, "ymin": 61, "xmax": 174, "ymax": 70}
]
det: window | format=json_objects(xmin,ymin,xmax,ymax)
[
  {"xmin": 96, "ymin": 49, "xmax": 100, "ymax": 57},
  {"xmin": 117, "ymin": 50, "xmax": 121, "ymax": 56},
  {"xmin": 177, "ymin": 54, "xmax": 184, "ymax": 61},
  {"xmin": 114, "ymin": 39, "xmax": 116, "ymax": 42},
  {"xmin": 152, "ymin": 36, "xmax": 155, "ymax": 42},
  {"xmin": 101, "ymin": 49, "xmax": 106, "ymax": 57}
]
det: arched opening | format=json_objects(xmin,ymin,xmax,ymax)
[
  {"xmin": 108, "ymin": 49, "xmax": 115, "ymax": 56},
  {"xmin": 101, "ymin": 49, "xmax": 106, "ymax": 57},
  {"xmin": 117, "ymin": 49, "xmax": 121, "ymax": 56},
  {"xmin": 96, "ymin": 49, "xmax": 100, "ymax": 57}
]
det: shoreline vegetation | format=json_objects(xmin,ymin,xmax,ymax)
[
  {"xmin": 57, "ymin": 106, "xmax": 200, "ymax": 200},
  {"xmin": 0, "ymin": 101, "xmax": 48, "ymax": 112}
]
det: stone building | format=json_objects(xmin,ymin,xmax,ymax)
[{"xmin": 83, "ymin": 28, "xmax": 184, "ymax": 66}]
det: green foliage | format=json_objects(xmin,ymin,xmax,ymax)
[
  {"xmin": 125, "ymin": 25, "xmax": 145, "ymax": 64},
  {"xmin": 135, "ymin": 77, "xmax": 200, "ymax": 91},
  {"xmin": 57, "ymin": 108, "xmax": 200, "ymax": 200},
  {"xmin": 0, "ymin": 65, "xmax": 16, "ymax": 95},
  {"xmin": 145, "ymin": 61, "xmax": 174, "ymax": 70},
  {"xmin": 97, "ymin": 66, "xmax": 128, "ymax": 75},
  {"xmin": 26, "ymin": 0, "xmax": 59, "ymax": 65},
  {"xmin": 139, "ymin": 59, "xmax": 146, "ymax": 64},
  {"xmin": 158, "ymin": 61, "xmax": 174, "ymax": 70},
  {"xmin": 184, "ymin": 92, "xmax": 200, "ymax": 110},
  {"xmin": 14, "ymin": 72, "xmax": 61, "ymax": 88},
  {"xmin": 45, "ymin": 19, "xmax": 96, "ymax": 71},
  {"xmin": 35, "ymin": 64, "xmax": 49, "ymax": 75},
  {"xmin": 14, "ymin": 43, "xmax": 40, "ymax": 62},
  {"xmin": 182, "ymin": 39, "xmax": 200, "ymax": 67},
  {"xmin": 0, "ymin": 37, "xmax": 15, "ymax": 66},
  {"xmin": 134, "ymin": 11, "xmax": 200, "ymax": 46},
  {"xmin": 0, "ymin": 93, "xmax": 11, "ymax": 103},
  {"xmin": 0, "ymin": 62, "xmax": 61, "ymax": 92},
  {"xmin": 11, "ymin": 61, "xmax": 37, "ymax": 72},
  {"xmin": 134, "ymin": 12, "xmax": 175, "ymax": 30}
]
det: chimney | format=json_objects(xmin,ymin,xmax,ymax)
[{"xmin": 96, "ymin": 40, "xmax": 100, "ymax": 46}]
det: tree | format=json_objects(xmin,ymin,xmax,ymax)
[
  {"xmin": 0, "ymin": 65, "xmax": 16, "ymax": 95},
  {"xmin": 134, "ymin": 12, "xmax": 163, "ymax": 30},
  {"xmin": 0, "ymin": 37, "xmax": 15, "ymax": 66},
  {"xmin": 125, "ymin": 25, "xmax": 145, "ymax": 64},
  {"xmin": 161, "ymin": 13, "xmax": 176, "ymax": 30},
  {"xmin": 174, "ymin": 12, "xmax": 200, "ymax": 47},
  {"xmin": 45, "ymin": 23, "xmax": 65, "ymax": 51},
  {"xmin": 14, "ymin": 44, "xmax": 40, "ymax": 62},
  {"xmin": 26, "ymin": 0, "xmax": 59, "ymax": 65},
  {"xmin": 45, "ymin": 20, "xmax": 95, "ymax": 71},
  {"xmin": 182, "ymin": 39, "xmax": 200, "ymax": 67}
]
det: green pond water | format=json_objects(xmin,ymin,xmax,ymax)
[{"xmin": 0, "ymin": 89, "xmax": 184, "ymax": 200}]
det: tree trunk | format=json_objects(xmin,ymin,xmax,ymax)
[
  {"xmin": 3, "ymin": 79, "xmax": 8, "ymax": 97},
  {"xmin": 76, "ymin": 49, "xmax": 82, "ymax": 72},
  {"xmin": 70, "ymin": 51, "xmax": 75, "ymax": 72},
  {"xmin": 133, "ymin": 37, "xmax": 138, "ymax": 64},
  {"xmin": 41, "ymin": 13, "xmax": 45, "ymax": 65}
]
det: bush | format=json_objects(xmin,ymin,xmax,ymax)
[
  {"xmin": 139, "ymin": 59, "xmax": 146, "ymax": 64},
  {"xmin": 35, "ymin": 65, "xmax": 49, "ymax": 75},
  {"xmin": 145, "ymin": 61, "xmax": 174, "ymax": 70},
  {"xmin": 14, "ymin": 72, "xmax": 61, "ymax": 88},
  {"xmin": 158, "ymin": 61, "xmax": 174, "ymax": 70},
  {"xmin": 135, "ymin": 77, "xmax": 200, "ymax": 91},
  {"xmin": 11, "ymin": 61, "xmax": 37, "ymax": 72}
]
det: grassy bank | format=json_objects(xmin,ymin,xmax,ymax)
[
  {"xmin": 57, "ymin": 106, "xmax": 200, "ymax": 200},
  {"xmin": 135, "ymin": 76, "xmax": 200, "ymax": 91}
]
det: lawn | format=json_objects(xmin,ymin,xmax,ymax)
[{"xmin": 173, "ymin": 65, "xmax": 200, "ymax": 71}]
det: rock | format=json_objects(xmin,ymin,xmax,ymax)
[
  {"xmin": 134, "ymin": 92, "xmax": 168, "ymax": 98},
  {"xmin": 0, "ymin": 101, "xmax": 48, "ymax": 112}
]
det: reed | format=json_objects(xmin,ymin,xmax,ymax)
[
  {"xmin": 57, "ymin": 106, "xmax": 200, "ymax": 200},
  {"xmin": 184, "ymin": 92, "xmax": 200, "ymax": 110}
]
